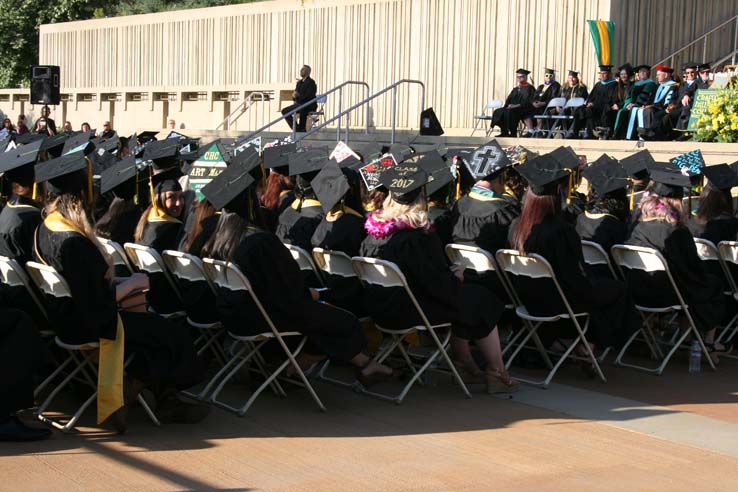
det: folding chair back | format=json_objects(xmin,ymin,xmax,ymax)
[
  {"xmin": 351, "ymin": 256, "xmax": 406, "ymax": 289},
  {"xmin": 25, "ymin": 261, "xmax": 73, "ymax": 299},
  {"xmin": 97, "ymin": 237, "xmax": 134, "ymax": 275},
  {"xmin": 284, "ymin": 243, "xmax": 325, "ymax": 286},
  {"xmin": 444, "ymin": 243, "xmax": 516, "ymax": 306},
  {"xmin": 0, "ymin": 256, "xmax": 48, "ymax": 319},
  {"xmin": 543, "ymin": 97, "xmax": 566, "ymax": 113},
  {"xmin": 581, "ymin": 240, "xmax": 618, "ymax": 278},
  {"xmin": 471, "ymin": 99, "xmax": 504, "ymax": 136},
  {"xmin": 312, "ymin": 247, "xmax": 356, "ymax": 278},
  {"xmin": 718, "ymin": 241, "xmax": 738, "ymax": 293},
  {"xmin": 162, "ymin": 250, "xmax": 217, "ymax": 295},
  {"xmin": 693, "ymin": 238, "xmax": 733, "ymax": 290},
  {"xmin": 564, "ymin": 97, "xmax": 586, "ymax": 110},
  {"xmin": 124, "ymin": 242, "xmax": 182, "ymax": 298},
  {"xmin": 495, "ymin": 250, "xmax": 554, "ymax": 280}
]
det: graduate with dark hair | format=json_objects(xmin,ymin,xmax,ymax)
[{"xmin": 96, "ymin": 157, "xmax": 145, "ymax": 250}]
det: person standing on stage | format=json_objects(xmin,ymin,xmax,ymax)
[{"xmin": 281, "ymin": 65, "xmax": 318, "ymax": 132}]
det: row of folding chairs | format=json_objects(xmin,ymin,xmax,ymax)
[{"xmin": 470, "ymin": 97, "xmax": 585, "ymax": 138}]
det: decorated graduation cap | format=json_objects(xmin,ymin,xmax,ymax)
[
  {"xmin": 702, "ymin": 164, "xmax": 738, "ymax": 191},
  {"xmin": 379, "ymin": 162, "xmax": 428, "ymax": 204},
  {"xmin": 263, "ymin": 142, "xmax": 296, "ymax": 170},
  {"xmin": 144, "ymin": 138, "xmax": 180, "ymax": 170},
  {"xmin": 670, "ymin": 149, "xmax": 705, "ymax": 176},
  {"xmin": 310, "ymin": 160, "xmax": 350, "ymax": 213},
  {"xmin": 100, "ymin": 156, "xmax": 138, "ymax": 199},
  {"xmin": 516, "ymin": 68, "xmax": 531, "ymax": 76},
  {"xmin": 200, "ymin": 152, "xmax": 256, "ymax": 214},
  {"xmin": 358, "ymin": 153, "xmax": 398, "ymax": 191},
  {"xmin": 620, "ymin": 150, "xmax": 656, "ymax": 178},
  {"xmin": 649, "ymin": 169, "xmax": 691, "ymax": 198},
  {"xmin": 35, "ymin": 150, "xmax": 91, "ymax": 197},
  {"xmin": 581, "ymin": 155, "xmax": 629, "ymax": 198},
  {"xmin": 515, "ymin": 154, "xmax": 569, "ymax": 196},
  {"xmin": 288, "ymin": 148, "xmax": 329, "ymax": 177},
  {"xmin": 329, "ymin": 141, "xmax": 361, "ymax": 168},
  {"xmin": 0, "ymin": 137, "xmax": 43, "ymax": 185},
  {"xmin": 463, "ymin": 139, "xmax": 511, "ymax": 180},
  {"xmin": 62, "ymin": 131, "xmax": 95, "ymax": 156}
]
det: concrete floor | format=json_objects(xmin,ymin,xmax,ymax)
[{"xmin": 2, "ymin": 355, "xmax": 738, "ymax": 492}]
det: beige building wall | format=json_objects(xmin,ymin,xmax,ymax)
[{"xmin": 0, "ymin": 0, "xmax": 733, "ymax": 135}]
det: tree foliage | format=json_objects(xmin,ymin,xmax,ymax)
[{"xmin": 0, "ymin": 0, "xmax": 263, "ymax": 88}]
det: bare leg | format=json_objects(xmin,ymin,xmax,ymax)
[{"xmin": 352, "ymin": 352, "xmax": 393, "ymax": 376}]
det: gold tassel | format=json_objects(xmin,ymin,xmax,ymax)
[
  {"xmin": 629, "ymin": 179, "xmax": 635, "ymax": 211},
  {"xmin": 454, "ymin": 168, "xmax": 462, "ymax": 200},
  {"xmin": 32, "ymin": 181, "xmax": 38, "ymax": 201},
  {"xmin": 134, "ymin": 171, "xmax": 139, "ymax": 205},
  {"xmin": 85, "ymin": 157, "xmax": 93, "ymax": 204}
]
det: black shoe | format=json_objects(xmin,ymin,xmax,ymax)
[
  {"xmin": 157, "ymin": 395, "xmax": 211, "ymax": 424},
  {"xmin": 0, "ymin": 416, "xmax": 52, "ymax": 442}
]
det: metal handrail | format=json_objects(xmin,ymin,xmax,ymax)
[
  {"xmin": 237, "ymin": 80, "xmax": 370, "ymax": 143},
  {"xmin": 298, "ymin": 79, "xmax": 425, "ymax": 145},
  {"xmin": 215, "ymin": 92, "xmax": 269, "ymax": 131},
  {"xmin": 657, "ymin": 15, "xmax": 738, "ymax": 68}
]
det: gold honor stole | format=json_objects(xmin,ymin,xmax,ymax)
[{"xmin": 44, "ymin": 211, "xmax": 125, "ymax": 424}]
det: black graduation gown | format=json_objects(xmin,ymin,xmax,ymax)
[
  {"xmin": 34, "ymin": 223, "xmax": 203, "ymax": 388},
  {"xmin": 360, "ymin": 228, "xmax": 504, "ymax": 340},
  {"xmin": 275, "ymin": 200, "xmax": 324, "ymax": 253},
  {"xmin": 626, "ymin": 220, "xmax": 725, "ymax": 333},
  {"xmin": 673, "ymin": 80, "xmax": 699, "ymax": 130},
  {"xmin": 310, "ymin": 212, "xmax": 367, "ymax": 315},
  {"xmin": 0, "ymin": 194, "xmax": 42, "ymax": 265},
  {"xmin": 214, "ymin": 228, "xmax": 365, "ymax": 363},
  {"xmin": 563, "ymin": 84, "xmax": 589, "ymax": 100},
  {"xmin": 563, "ymin": 194, "xmax": 586, "ymax": 224},
  {"xmin": 491, "ymin": 84, "xmax": 535, "ymax": 136},
  {"xmin": 513, "ymin": 218, "xmax": 637, "ymax": 348},
  {"xmin": 0, "ymin": 309, "xmax": 43, "ymax": 415},
  {"xmin": 428, "ymin": 205, "xmax": 453, "ymax": 247},
  {"xmin": 139, "ymin": 216, "xmax": 184, "ymax": 315},
  {"xmin": 176, "ymin": 213, "xmax": 220, "ymax": 324},
  {"xmin": 532, "ymin": 81, "xmax": 562, "ymax": 114},
  {"xmin": 575, "ymin": 211, "xmax": 628, "ymax": 278},
  {"xmin": 103, "ymin": 206, "xmax": 143, "ymax": 247},
  {"xmin": 574, "ymin": 80, "xmax": 618, "ymax": 135}
]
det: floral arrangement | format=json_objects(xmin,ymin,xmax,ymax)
[{"xmin": 694, "ymin": 77, "xmax": 738, "ymax": 142}]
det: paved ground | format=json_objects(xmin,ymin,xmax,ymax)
[{"xmin": 2, "ymin": 355, "xmax": 738, "ymax": 492}]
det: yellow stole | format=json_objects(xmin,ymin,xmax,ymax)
[
  {"xmin": 44, "ymin": 211, "xmax": 125, "ymax": 424},
  {"xmin": 468, "ymin": 191, "xmax": 505, "ymax": 202},
  {"xmin": 584, "ymin": 211, "xmax": 618, "ymax": 220},
  {"xmin": 326, "ymin": 205, "xmax": 363, "ymax": 220},
  {"xmin": 146, "ymin": 205, "xmax": 182, "ymax": 224},
  {"xmin": 291, "ymin": 198, "xmax": 322, "ymax": 210}
]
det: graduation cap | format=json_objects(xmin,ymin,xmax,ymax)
[
  {"xmin": 310, "ymin": 160, "xmax": 350, "ymax": 213},
  {"xmin": 649, "ymin": 169, "xmax": 691, "ymax": 198},
  {"xmin": 379, "ymin": 163, "xmax": 428, "ymax": 204},
  {"xmin": 544, "ymin": 68, "xmax": 556, "ymax": 75},
  {"xmin": 15, "ymin": 133, "xmax": 45, "ymax": 145},
  {"xmin": 425, "ymin": 157, "xmax": 455, "ymax": 196},
  {"xmin": 463, "ymin": 140, "xmax": 511, "ymax": 180},
  {"xmin": 0, "ymin": 137, "xmax": 43, "ymax": 183},
  {"xmin": 698, "ymin": 63, "xmax": 711, "ymax": 72},
  {"xmin": 62, "ymin": 131, "xmax": 95, "ymax": 155},
  {"xmin": 682, "ymin": 61, "xmax": 698, "ymax": 71},
  {"xmin": 263, "ymin": 143, "xmax": 296, "ymax": 169},
  {"xmin": 35, "ymin": 150, "xmax": 90, "ymax": 196},
  {"xmin": 670, "ymin": 149, "xmax": 705, "ymax": 175},
  {"xmin": 100, "ymin": 156, "xmax": 137, "ymax": 197},
  {"xmin": 200, "ymin": 154, "xmax": 256, "ymax": 212},
  {"xmin": 702, "ymin": 164, "xmax": 738, "ymax": 191},
  {"xmin": 92, "ymin": 136, "xmax": 120, "ymax": 154},
  {"xmin": 389, "ymin": 143, "xmax": 413, "ymax": 163},
  {"xmin": 597, "ymin": 65, "xmax": 612, "ymax": 72},
  {"xmin": 568, "ymin": 70, "xmax": 580, "ymax": 77},
  {"xmin": 138, "ymin": 131, "xmax": 158, "ymax": 144},
  {"xmin": 581, "ymin": 155, "xmax": 629, "ymax": 198},
  {"xmin": 516, "ymin": 68, "xmax": 531, "ymax": 76},
  {"xmin": 620, "ymin": 150, "xmax": 656, "ymax": 178},
  {"xmin": 288, "ymin": 149, "xmax": 328, "ymax": 177},
  {"xmin": 230, "ymin": 144, "xmax": 263, "ymax": 181},
  {"xmin": 548, "ymin": 146, "xmax": 580, "ymax": 170},
  {"xmin": 618, "ymin": 63, "xmax": 634, "ymax": 75},
  {"xmin": 633, "ymin": 64, "xmax": 651, "ymax": 72},
  {"xmin": 355, "ymin": 141, "xmax": 384, "ymax": 163},
  {"xmin": 40, "ymin": 133, "xmax": 69, "ymax": 158},
  {"xmin": 515, "ymin": 154, "xmax": 569, "ymax": 196},
  {"xmin": 0, "ymin": 135, "xmax": 10, "ymax": 154},
  {"xmin": 144, "ymin": 139, "xmax": 180, "ymax": 169}
]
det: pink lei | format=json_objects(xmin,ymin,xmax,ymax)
[{"xmin": 364, "ymin": 213, "xmax": 414, "ymax": 239}]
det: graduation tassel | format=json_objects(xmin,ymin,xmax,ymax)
[
  {"xmin": 629, "ymin": 179, "xmax": 635, "ymax": 211},
  {"xmin": 85, "ymin": 157, "xmax": 94, "ymax": 205},
  {"xmin": 32, "ymin": 181, "xmax": 38, "ymax": 201},
  {"xmin": 134, "ymin": 172, "xmax": 139, "ymax": 206},
  {"xmin": 148, "ymin": 167, "xmax": 162, "ymax": 217},
  {"xmin": 566, "ymin": 170, "xmax": 574, "ymax": 205}
]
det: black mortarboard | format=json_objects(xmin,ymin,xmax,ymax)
[
  {"xmin": 426, "ymin": 164, "xmax": 455, "ymax": 196},
  {"xmin": 516, "ymin": 68, "xmax": 531, "ymax": 76},
  {"xmin": 15, "ymin": 133, "xmax": 45, "ymax": 145},
  {"xmin": 682, "ymin": 61, "xmax": 698, "ymax": 71},
  {"xmin": 263, "ymin": 143, "xmax": 296, "ymax": 169},
  {"xmin": 0, "ymin": 136, "xmax": 9, "ymax": 153},
  {"xmin": 310, "ymin": 160, "xmax": 350, "ymax": 213},
  {"xmin": 548, "ymin": 146, "xmax": 580, "ymax": 170},
  {"xmin": 200, "ymin": 155, "xmax": 256, "ymax": 211},
  {"xmin": 138, "ymin": 131, "xmax": 158, "ymax": 144},
  {"xmin": 515, "ymin": 154, "xmax": 569, "ymax": 196},
  {"xmin": 230, "ymin": 144, "xmax": 263, "ymax": 181},
  {"xmin": 633, "ymin": 64, "xmax": 651, "ymax": 72},
  {"xmin": 702, "ymin": 164, "xmax": 738, "ymax": 191},
  {"xmin": 544, "ymin": 68, "xmax": 556, "ymax": 75},
  {"xmin": 618, "ymin": 63, "xmax": 634, "ymax": 75},
  {"xmin": 649, "ymin": 169, "xmax": 690, "ymax": 198},
  {"xmin": 151, "ymin": 167, "xmax": 183, "ymax": 194},
  {"xmin": 597, "ymin": 65, "xmax": 612, "ymax": 72},
  {"xmin": 568, "ymin": 70, "xmax": 580, "ymax": 77},
  {"xmin": 670, "ymin": 149, "xmax": 705, "ymax": 175},
  {"xmin": 100, "ymin": 156, "xmax": 137, "ymax": 196},
  {"xmin": 35, "ymin": 150, "xmax": 89, "ymax": 195},
  {"xmin": 40, "ymin": 133, "xmax": 69, "ymax": 157},
  {"xmin": 620, "ymin": 150, "xmax": 656, "ymax": 178},
  {"xmin": 582, "ymin": 155, "xmax": 628, "ymax": 198},
  {"xmin": 356, "ymin": 142, "xmax": 384, "ymax": 163},
  {"xmin": 92, "ymin": 136, "xmax": 120, "ymax": 154},
  {"xmin": 288, "ymin": 149, "xmax": 328, "ymax": 177},
  {"xmin": 389, "ymin": 144, "xmax": 413, "ymax": 163},
  {"xmin": 62, "ymin": 131, "xmax": 95, "ymax": 155},
  {"xmin": 0, "ymin": 138, "xmax": 43, "ymax": 183},
  {"xmin": 144, "ymin": 139, "xmax": 180, "ymax": 169},
  {"xmin": 698, "ymin": 63, "xmax": 711, "ymax": 72},
  {"xmin": 463, "ymin": 140, "xmax": 511, "ymax": 180},
  {"xmin": 379, "ymin": 163, "xmax": 428, "ymax": 204}
]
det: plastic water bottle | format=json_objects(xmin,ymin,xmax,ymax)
[{"xmin": 689, "ymin": 340, "xmax": 701, "ymax": 374}]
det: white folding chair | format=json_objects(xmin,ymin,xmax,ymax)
[
  {"xmin": 162, "ymin": 250, "xmax": 226, "ymax": 367},
  {"xmin": 533, "ymin": 97, "xmax": 567, "ymax": 138},
  {"xmin": 284, "ymin": 243, "xmax": 326, "ymax": 287},
  {"xmin": 199, "ymin": 258, "xmax": 326, "ymax": 415},
  {"xmin": 495, "ymin": 249, "xmax": 606, "ymax": 387},
  {"xmin": 471, "ymin": 100, "xmax": 503, "ymax": 137},
  {"xmin": 549, "ymin": 97, "xmax": 585, "ymax": 138},
  {"xmin": 611, "ymin": 244, "xmax": 716, "ymax": 374},
  {"xmin": 351, "ymin": 256, "xmax": 471, "ymax": 403},
  {"xmin": 306, "ymin": 94, "xmax": 327, "ymax": 130},
  {"xmin": 581, "ymin": 240, "xmax": 618, "ymax": 279},
  {"xmin": 123, "ymin": 242, "xmax": 185, "ymax": 317},
  {"xmin": 97, "ymin": 237, "xmax": 134, "ymax": 275},
  {"xmin": 25, "ymin": 261, "xmax": 160, "ymax": 432},
  {"xmin": 717, "ymin": 241, "xmax": 738, "ymax": 347},
  {"xmin": 443, "ymin": 243, "xmax": 552, "ymax": 370}
]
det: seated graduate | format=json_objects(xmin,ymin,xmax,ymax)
[
  {"xmin": 686, "ymin": 164, "xmax": 738, "ymax": 244},
  {"xmin": 276, "ymin": 148, "xmax": 326, "ymax": 253},
  {"xmin": 259, "ymin": 143, "xmax": 296, "ymax": 232},
  {"xmin": 0, "ymin": 309, "xmax": 50, "ymax": 442},
  {"xmin": 491, "ymin": 68, "xmax": 535, "ymax": 138},
  {"xmin": 572, "ymin": 65, "xmax": 617, "ymax": 139},
  {"xmin": 134, "ymin": 139, "xmax": 186, "ymax": 253},
  {"xmin": 638, "ymin": 65, "xmax": 679, "ymax": 140},
  {"xmin": 96, "ymin": 157, "xmax": 146, "ymax": 252},
  {"xmin": 616, "ymin": 63, "xmax": 634, "ymax": 109},
  {"xmin": 576, "ymin": 155, "xmax": 630, "ymax": 261},
  {"xmin": 626, "ymin": 169, "xmax": 731, "ymax": 359},
  {"xmin": 360, "ymin": 164, "xmax": 519, "ymax": 393},
  {"xmin": 33, "ymin": 151, "xmax": 208, "ymax": 429},
  {"xmin": 524, "ymin": 68, "xmax": 561, "ymax": 138},
  {"xmin": 511, "ymin": 154, "xmax": 637, "ymax": 360},
  {"xmin": 200, "ymin": 157, "xmax": 394, "ymax": 385},
  {"xmin": 424, "ymin": 153, "xmax": 457, "ymax": 247},
  {"xmin": 672, "ymin": 62, "xmax": 699, "ymax": 133},
  {"xmin": 309, "ymin": 160, "xmax": 367, "ymax": 315},
  {"xmin": 614, "ymin": 64, "xmax": 658, "ymax": 140},
  {"xmin": 619, "ymin": 150, "xmax": 656, "ymax": 218},
  {"xmin": 548, "ymin": 146, "xmax": 587, "ymax": 224},
  {"xmin": 0, "ymin": 138, "xmax": 44, "ymax": 266}
]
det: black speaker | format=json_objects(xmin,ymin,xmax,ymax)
[
  {"xmin": 420, "ymin": 107, "xmax": 444, "ymax": 136},
  {"xmin": 30, "ymin": 65, "xmax": 61, "ymax": 106}
]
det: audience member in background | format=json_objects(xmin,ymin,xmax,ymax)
[
  {"xmin": 15, "ymin": 115, "xmax": 28, "ymax": 135},
  {"xmin": 614, "ymin": 64, "xmax": 657, "ymax": 140},
  {"xmin": 168, "ymin": 118, "xmax": 176, "ymax": 130},
  {"xmin": 33, "ymin": 105, "xmax": 56, "ymax": 135},
  {"xmin": 100, "ymin": 121, "xmax": 116, "ymax": 139},
  {"xmin": 491, "ymin": 68, "xmax": 535, "ymax": 138},
  {"xmin": 0, "ymin": 118, "xmax": 13, "ymax": 139},
  {"xmin": 697, "ymin": 63, "xmax": 712, "ymax": 89},
  {"xmin": 524, "ymin": 68, "xmax": 561, "ymax": 138},
  {"xmin": 638, "ymin": 65, "xmax": 679, "ymax": 140},
  {"xmin": 281, "ymin": 65, "xmax": 318, "ymax": 132},
  {"xmin": 572, "ymin": 65, "xmax": 617, "ymax": 139},
  {"xmin": 673, "ymin": 62, "xmax": 699, "ymax": 132},
  {"xmin": 81, "ymin": 122, "xmax": 92, "ymax": 133},
  {"xmin": 62, "ymin": 121, "xmax": 73, "ymax": 133},
  {"xmin": 615, "ymin": 63, "xmax": 634, "ymax": 109}
]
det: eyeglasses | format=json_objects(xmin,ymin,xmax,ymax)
[{"xmin": 544, "ymin": 74, "xmax": 554, "ymax": 78}]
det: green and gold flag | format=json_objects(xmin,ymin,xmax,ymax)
[{"xmin": 587, "ymin": 20, "xmax": 615, "ymax": 66}]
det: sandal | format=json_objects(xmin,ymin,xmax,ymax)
[
  {"xmin": 452, "ymin": 358, "xmax": 485, "ymax": 385},
  {"xmin": 485, "ymin": 369, "xmax": 520, "ymax": 394},
  {"xmin": 705, "ymin": 341, "xmax": 734, "ymax": 356}
]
